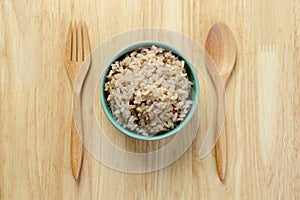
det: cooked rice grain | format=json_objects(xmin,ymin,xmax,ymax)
[{"xmin": 105, "ymin": 45, "xmax": 193, "ymax": 136}]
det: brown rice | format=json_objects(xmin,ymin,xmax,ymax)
[{"xmin": 105, "ymin": 45, "xmax": 193, "ymax": 136}]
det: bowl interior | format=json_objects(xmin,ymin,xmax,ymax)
[{"xmin": 100, "ymin": 41, "xmax": 199, "ymax": 141}]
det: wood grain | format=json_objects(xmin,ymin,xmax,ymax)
[{"xmin": 0, "ymin": 0, "xmax": 299, "ymax": 199}]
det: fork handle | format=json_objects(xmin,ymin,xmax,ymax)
[
  {"xmin": 70, "ymin": 117, "xmax": 83, "ymax": 180},
  {"xmin": 215, "ymin": 122, "xmax": 227, "ymax": 181}
]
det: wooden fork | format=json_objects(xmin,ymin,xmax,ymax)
[{"xmin": 64, "ymin": 21, "xmax": 91, "ymax": 180}]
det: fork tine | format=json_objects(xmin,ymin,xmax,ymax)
[
  {"xmin": 82, "ymin": 22, "xmax": 91, "ymax": 60},
  {"xmin": 65, "ymin": 21, "xmax": 72, "ymax": 61},
  {"xmin": 77, "ymin": 21, "xmax": 83, "ymax": 62},
  {"xmin": 72, "ymin": 21, "xmax": 77, "ymax": 61}
]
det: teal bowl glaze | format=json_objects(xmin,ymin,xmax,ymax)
[{"xmin": 100, "ymin": 41, "xmax": 199, "ymax": 141}]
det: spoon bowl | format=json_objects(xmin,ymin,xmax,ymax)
[{"xmin": 205, "ymin": 22, "xmax": 236, "ymax": 84}]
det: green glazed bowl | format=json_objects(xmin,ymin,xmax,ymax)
[{"xmin": 100, "ymin": 41, "xmax": 199, "ymax": 141}]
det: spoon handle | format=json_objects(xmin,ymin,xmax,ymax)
[{"xmin": 215, "ymin": 121, "xmax": 227, "ymax": 181}]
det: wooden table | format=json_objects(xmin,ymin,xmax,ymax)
[{"xmin": 1, "ymin": 0, "xmax": 299, "ymax": 199}]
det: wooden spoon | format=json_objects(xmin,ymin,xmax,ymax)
[{"xmin": 205, "ymin": 22, "xmax": 236, "ymax": 181}]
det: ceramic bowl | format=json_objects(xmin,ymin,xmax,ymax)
[{"xmin": 100, "ymin": 41, "xmax": 199, "ymax": 141}]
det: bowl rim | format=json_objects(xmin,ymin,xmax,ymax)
[{"xmin": 100, "ymin": 41, "xmax": 199, "ymax": 141}]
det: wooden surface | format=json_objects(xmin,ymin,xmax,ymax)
[{"xmin": 0, "ymin": 0, "xmax": 299, "ymax": 199}]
